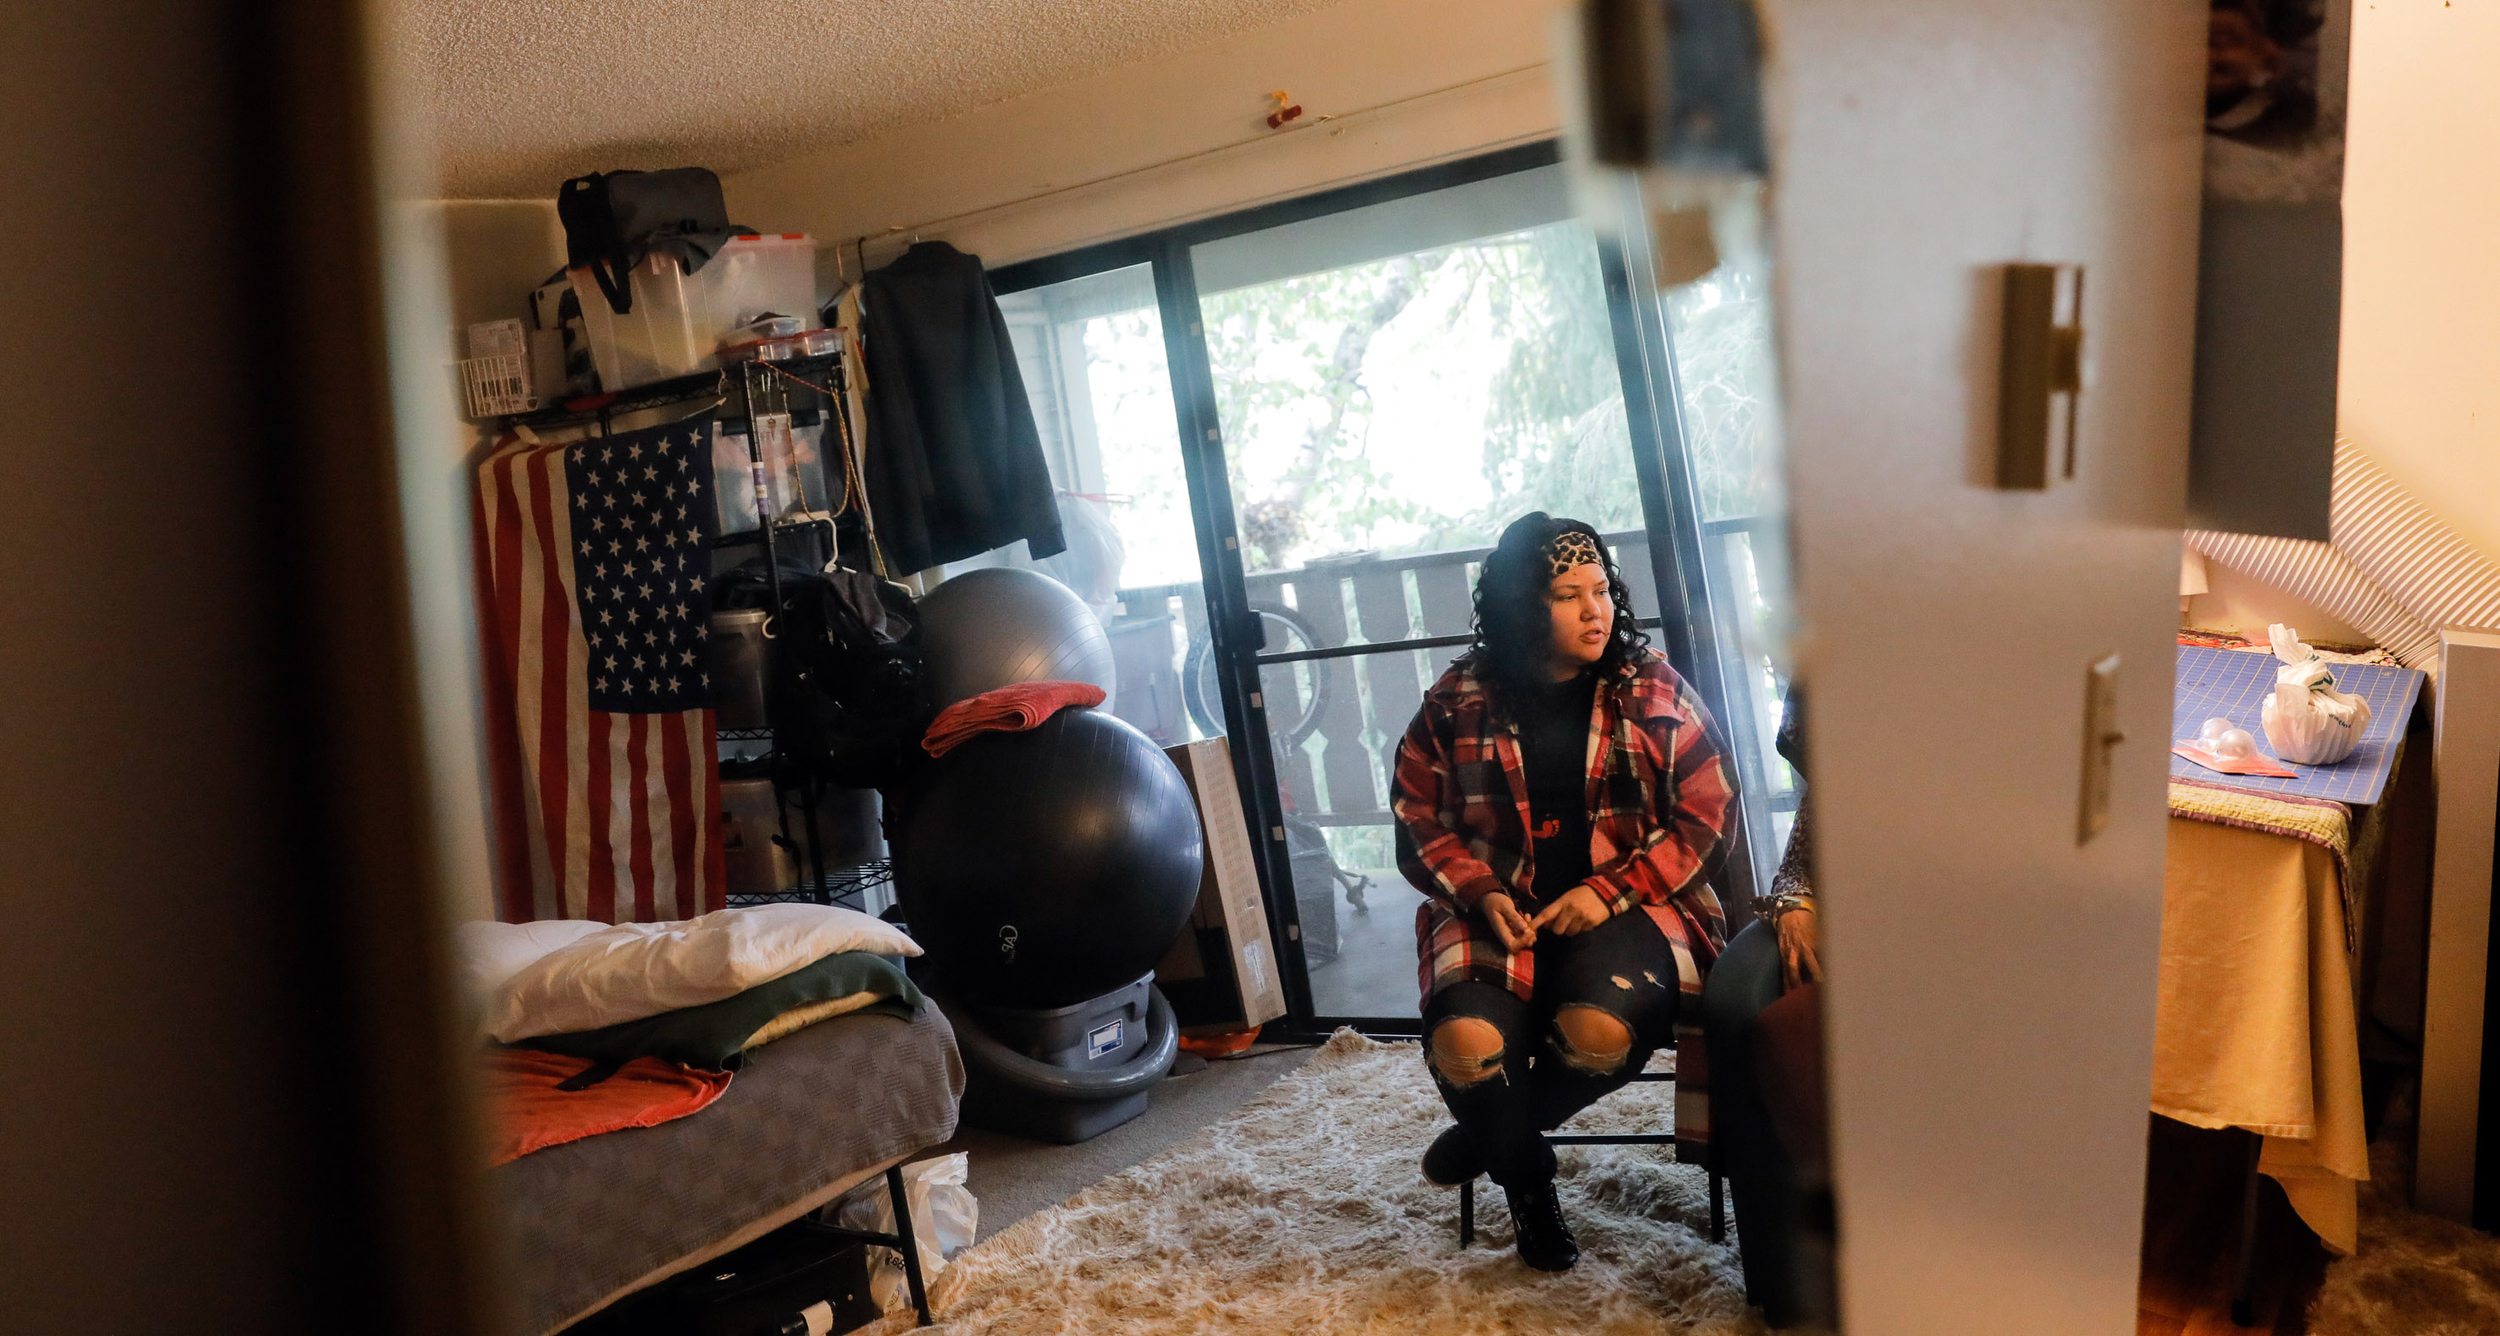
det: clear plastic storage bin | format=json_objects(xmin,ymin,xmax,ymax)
[
  {"xmin": 709, "ymin": 417, "xmax": 823, "ymax": 535},
  {"xmin": 569, "ymin": 233, "xmax": 818, "ymax": 391}
]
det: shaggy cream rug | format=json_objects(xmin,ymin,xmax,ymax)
[
  {"xmin": 2308, "ymin": 1134, "xmax": 2500, "ymax": 1335},
  {"xmin": 867, "ymin": 1029, "xmax": 1760, "ymax": 1335}
]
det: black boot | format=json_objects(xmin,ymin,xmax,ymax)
[
  {"xmin": 1421, "ymin": 1125, "xmax": 1485, "ymax": 1186},
  {"xmin": 1504, "ymin": 1177, "xmax": 1580, "ymax": 1272}
]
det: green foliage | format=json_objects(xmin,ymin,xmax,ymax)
[
  {"xmin": 1083, "ymin": 222, "xmax": 1779, "ymax": 581},
  {"xmin": 1664, "ymin": 265, "xmax": 1782, "ymax": 522},
  {"xmin": 1200, "ymin": 253, "xmax": 1449, "ymax": 569},
  {"xmin": 1201, "ymin": 222, "xmax": 1661, "ymax": 570},
  {"xmin": 1467, "ymin": 225, "xmax": 1644, "ymax": 539}
]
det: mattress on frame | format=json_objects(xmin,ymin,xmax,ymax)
[{"xmin": 490, "ymin": 1000, "xmax": 964, "ymax": 1336}]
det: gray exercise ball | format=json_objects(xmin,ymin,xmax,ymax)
[{"xmin": 916, "ymin": 567, "xmax": 1118, "ymax": 708}]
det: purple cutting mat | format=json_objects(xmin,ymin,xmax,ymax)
[{"xmin": 2170, "ymin": 644, "xmax": 2425, "ymax": 805}]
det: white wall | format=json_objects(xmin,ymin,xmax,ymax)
[
  {"xmin": 419, "ymin": 199, "xmax": 566, "ymax": 923},
  {"xmin": 2178, "ymin": 1, "xmax": 2500, "ymax": 656},
  {"xmin": 1764, "ymin": 0, "xmax": 2206, "ymax": 1328},
  {"xmin": 722, "ymin": 0, "xmax": 1570, "ymax": 273},
  {"xmin": 2340, "ymin": 1, "xmax": 2500, "ymax": 565},
  {"xmin": 2188, "ymin": 559, "xmax": 2369, "ymax": 645},
  {"xmin": 2344, "ymin": 0, "xmax": 2500, "ymax": 1224},
  {"xmin": 438, "ymin": 199, "xmax": 563, "ymax": 332}
]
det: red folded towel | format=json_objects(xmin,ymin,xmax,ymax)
[
  {"xmin": 481, "ymin": 1048, "xmax": 733, "ymax": 1166},
  {"xmin": 922, "ymin": 680, "xmax": 1108, "ymax": 758}
]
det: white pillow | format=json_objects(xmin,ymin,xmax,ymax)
[
  {"xmin": 451, "ymin": 919, "xmax": 609, "ymax": 1026},
  {"xmin": 484, "ymin": 903, "xmax": 920, "ymax": 1042}
]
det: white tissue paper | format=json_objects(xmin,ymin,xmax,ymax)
[{"xmin": 2260, "ymin": 624, "xmax": 2371, "ymax": 765}]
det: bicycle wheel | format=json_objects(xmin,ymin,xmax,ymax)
[{"xmin": 1181, "ymin": 602, "xmax": 1329, "ymax": 743}]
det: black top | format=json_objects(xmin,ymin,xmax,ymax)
[
  {"xmin": 1518, "ymin": 669, "xmax": 1599, "ymax": 902},
  {"xmin": 861, "ymin": 241, "xmax": 1066, "ymax": 574}
]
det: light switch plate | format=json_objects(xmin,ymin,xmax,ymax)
[{"xmin": 2079, "ymin": 653, "xmax": 2123, "ymax": 844}]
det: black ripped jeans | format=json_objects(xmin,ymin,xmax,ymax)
[{"xmin": 1422, "ymin": 905, "xmax": 1681, "ymax": 1188}]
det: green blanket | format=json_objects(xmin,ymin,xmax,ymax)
[{"xmin": 513, "ymin": 951, "xmax": 921, "ymax": 1072}]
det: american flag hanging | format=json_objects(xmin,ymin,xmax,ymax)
[{"xmin": 475, "ymin": 416, "xmax": 726, "ymax": 923}]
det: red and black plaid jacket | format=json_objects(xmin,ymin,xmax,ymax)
[{"xmin": 1391, "ymin": 648, "xmax": 1737, "ymax": 1148}]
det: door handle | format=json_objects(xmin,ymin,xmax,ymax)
[{"xmin": 1997, "ymin": 262, "xmax": 2085, "ymax": 490}]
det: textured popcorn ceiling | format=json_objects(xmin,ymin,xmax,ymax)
[{"xmin": 400, "ymin": 0, "xmax": 1357, "ymax": 199}]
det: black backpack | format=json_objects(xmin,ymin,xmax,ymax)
[
  {"xmin": 556, "ymin": 167, "xmax": 746, "ymax": 316},
  {"xmin": 763, "ymin": 569, "xmax": 930, "ymax": 790}
]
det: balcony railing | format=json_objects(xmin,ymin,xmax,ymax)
[{"xmin": 1105, "ymin": 522, "xmax": 1792, "ymax": 837}]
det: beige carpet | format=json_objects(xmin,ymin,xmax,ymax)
[
  {"xmin": 865, "ymin": 1029, "xmax": 1761, "ymax": 1335},
  {"xmin": 2309, "ymin": 1133, "xmax": 2500, "ymax": 1335}
]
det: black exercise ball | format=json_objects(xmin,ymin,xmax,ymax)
[
  {"xmin": 915, "ymin": 567, "xmax": 1118, "ymax": 709},
  {"xmin": 893, "ymin": 707, "xmax": 1203, "ymax": 1008}
]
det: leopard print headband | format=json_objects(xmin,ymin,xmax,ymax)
[{"xmin": 1545, "ymin": 528, "xmax": 1603, "ymax": 577}]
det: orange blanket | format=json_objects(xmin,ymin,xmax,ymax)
[
  {"xmin": 482, "ymin": 1049, "xmax": 733, "ymax": 1166},
  {"xmin": 921, "ymin": 680, "xmax": 1107, "ymax": 758}
]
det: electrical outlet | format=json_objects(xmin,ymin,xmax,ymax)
[{"xmin": 2079, "ymin": 653, "xmax": 2124, "ymax": 843}]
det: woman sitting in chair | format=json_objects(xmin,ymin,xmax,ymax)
[{"xmin": 1392, "ymin": 512, "xmax": 1812, "ymax": 1271}]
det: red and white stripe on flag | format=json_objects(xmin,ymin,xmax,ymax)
[{"xmin": 474, "ymin": 423, "xmax": 726, "ymax": 923}]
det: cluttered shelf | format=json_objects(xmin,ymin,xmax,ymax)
[
  {"xmin": 728, "ymin": 859, "xmax": 896, "ymax": 914},
  {"xmin": 508, "ymin": 348, "xmax": 847, "ymax": 433},
  {"xmin": 466, "ymin": 172, "xmax": 1141, "ymax": 1336},
  {"xmin": 477, "ymin": 283, "xmax": 886, "ymax": 926},
  {"xmin": 469, "ymin": 235, "xmax": 877, "ymax": 572},
  {"xmin": 712, "ymin": 514, "xmax": 839, "ymax": 553}
]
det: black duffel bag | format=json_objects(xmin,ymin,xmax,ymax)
[
  {"xmin": 775, "ymin": 569, "xmax": 930, "ymax": 791},
  {"xmin": 594, "ymin": 1218, "xmax": 879, "ymax": 1336},
  {"xmin": 711, "ymin": 559, "xmax": 929, "ymax": 791},
  {"xmin": 557, "ymin": 167, "xmax": 750, "ymax": 316}
]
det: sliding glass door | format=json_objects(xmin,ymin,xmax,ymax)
[
  {"xmin": 1188, "ymin": 166, "xmax": 1670, "ymax": 1021},
  {"xmin": 989, "ymin": 144, "xmax": 1786, "ymax": 1035},
  {"xmin": 989, "ymin": 265, "xmax": 1217, "ymax": 752}
]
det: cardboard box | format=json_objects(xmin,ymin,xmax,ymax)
[{"xmin": 1155, "ymin": 738, "xmax": 1286, "ymax": 1033}]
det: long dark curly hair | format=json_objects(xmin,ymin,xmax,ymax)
[{"xmin": 1458, "ymin": 511, "xmax": 1651, "ymax": 717}]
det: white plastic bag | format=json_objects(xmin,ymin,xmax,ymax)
[
  {"xmin": 831, "ymin": 1153, "xmax": 978, "ymax": 1311},
  {"xmin": 2260, "ymin": 624, "xmax": 2372, "ymax": 765}
]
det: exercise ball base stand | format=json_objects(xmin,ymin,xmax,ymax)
[{"xmin": 931, "ymin": 974, "xmax": 1180, "ymax": 1145}]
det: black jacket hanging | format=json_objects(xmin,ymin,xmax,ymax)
[{"xmin": 860, "ymin": 241, "xmax": 1065, "ymax": 574}]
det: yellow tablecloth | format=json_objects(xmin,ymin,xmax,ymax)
[{"xmin": 2152, "ymin": 796, "xmax": 2367, "ymax": 1254}]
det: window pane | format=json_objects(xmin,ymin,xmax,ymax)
[
  {"xmin": 1192, "ymin": 165, "xmax": 1642, "ymax": 592},
  {"xmin": 1260, "ymin": 649, "xmax": 1426, "ymax": 1019},
  {"xmin": 1657, "ymin": 236, "xmax": 1791, "ymax": 900},
  {"xmin": 1665, "ymin": 266, "xmax": 1783, "ymax": 523},
  {"xmin": 1720, "ymin": 526, "xmax": 1797, "ymax": 804},
  {"xmin": 1191, "ymin": 164, "xmax": 1658, "ymax": 1017},
  {"xmin": 992, "ymin": 264, "xmax": 1215, "ymax": 746}
]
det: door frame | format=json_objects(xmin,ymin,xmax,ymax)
[{"xmin": 988, "ymin": 141, "xmax": 1765, "ymax": 1039}]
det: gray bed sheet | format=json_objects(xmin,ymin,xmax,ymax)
[{"xmin": 490, "ymin": 1000, "xmax": 964, "ymax": 1335}]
